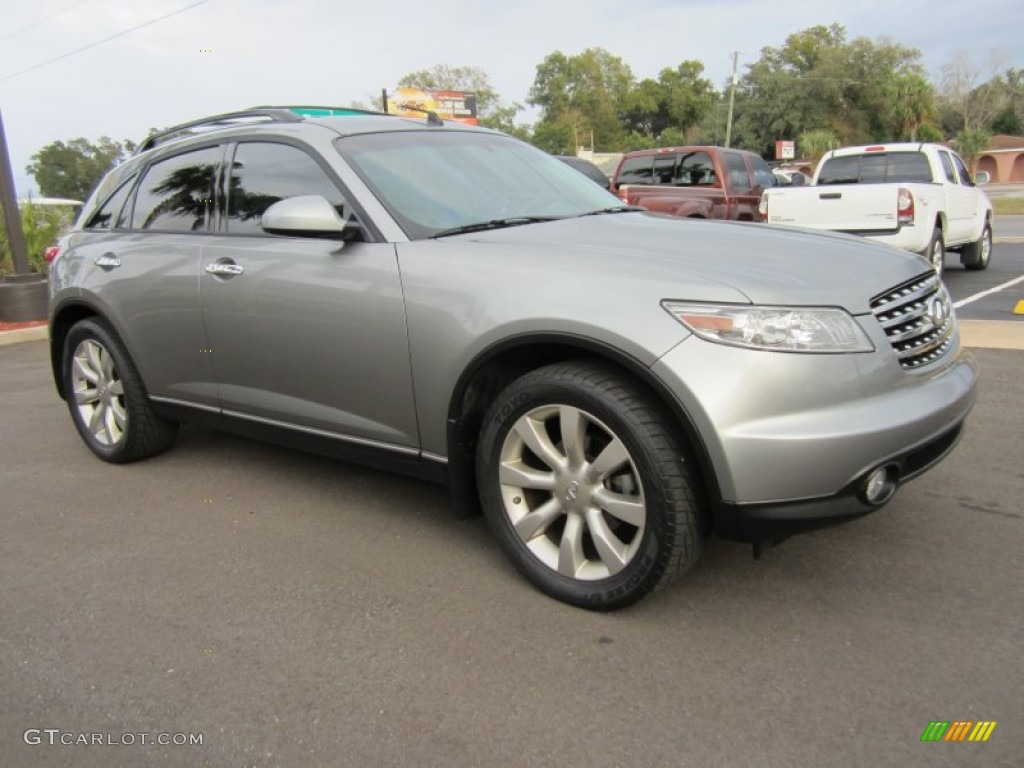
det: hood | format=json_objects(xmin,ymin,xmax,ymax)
[{"xmin": 447, "ymin": 213, "xmax": 932, "ymax": 314}]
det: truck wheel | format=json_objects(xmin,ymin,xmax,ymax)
[
  {"xmin": 921, "ymin": 228, "xmax": 945, "ymax": 277},
  {"xmin": 475, "ymin": 361, "xmax": 705, "ymax": 610},
  {"xmin": 960, "ymin": 223, "xmax": 992, "ymax": 271}
]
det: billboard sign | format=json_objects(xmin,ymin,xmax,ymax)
[
  {"xmin": 775, "ymin": 140, "xmax": 796, "ymax": 160},
  {"xmin": 387, "ymin": 87, "xmax": 478, "ymax": 125}
]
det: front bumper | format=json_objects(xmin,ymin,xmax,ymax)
[{"xmin": 651, "ymin": 325, "xmax": 978, "ymax": 542}]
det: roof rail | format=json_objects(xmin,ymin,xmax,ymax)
[
  {"xmin": 256, "ymin": 104, "xmax": 443, "ymax": 125},
  {"xmin": 252, "ymin": 104, "xmax": 393, "ymax": 118},
  {"xmin": 138, "ymin": 107, "xmax": 303, "ymax": 152}
]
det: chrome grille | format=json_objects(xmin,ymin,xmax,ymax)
[{"xmin": 870, "ymin": 274, "xmax": 955, "ymax": 370}]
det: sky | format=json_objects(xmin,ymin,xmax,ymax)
[{"xmin": 1, "ymin": 0, "xmax": 1021, "ymax": 196}]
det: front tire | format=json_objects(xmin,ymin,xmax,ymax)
[
  {"xmin": 476, "ymin": 361, "xmax": 705, "ymax": 610},
  {"xmin": 922, "ymin": 228, "xmax": 945, "ymax": 277},
  {"xmin": 63, "ymin": 318, "xmax": 178, "ymax": 463},
  {"xmin": 960, "ymin": 222, "xmax": 992, "ymax": 271}
]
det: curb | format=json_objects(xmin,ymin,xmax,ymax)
[
  {"xmin": 994, "ymin": 237, "xmax": 1024, "ymax": 244},
  {"xmin": 0, "ymin": 325, "xmax": 48, "ymax": 346}
]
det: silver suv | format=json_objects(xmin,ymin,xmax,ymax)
[{"xmin": 49, "ymin": 107, "xmax": 977, "ymax": 609}]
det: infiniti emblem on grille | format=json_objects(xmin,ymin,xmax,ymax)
[{"xmin": 927, "ymin": 295, "xmax": 949, "ymax": 328}]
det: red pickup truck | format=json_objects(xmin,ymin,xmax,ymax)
[{"xmin": 610, "ymin": 146, "xmax": 776, "ymax": 220}]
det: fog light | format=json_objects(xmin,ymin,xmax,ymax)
[{"xmin": 862, "ymin": 466, "xmax": 896, "ymax": 505}]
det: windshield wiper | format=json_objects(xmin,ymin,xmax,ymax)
[
  {"xmin": 432, "ymin": 216, "xmax": 561, "ymax": 238},
  {"xmin": 577, "ymin": 205, "xmax": 645, "ymax": 217}
]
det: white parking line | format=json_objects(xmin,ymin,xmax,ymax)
[{"xmin": 953, "ymin": 274, "xmax": 1024, "ymax": 308}]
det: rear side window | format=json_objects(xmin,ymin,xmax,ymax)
[
  {"xmin": 674, "ymin": 152, "xmax": 717, "ymax": 186},
  {"xmin": 85, "ymin": 176, "xmax": 135, "ymax": 230},
  {"xmin": 131, "ymin": 147, "xmax": 220, "ymax": 231},
  {"xmin": 818, "ymin": 152, "xmax": 933, "ymax": 184},
  {"xmin": 616, "ymin": 157, "xmax": 654, "ymax": 185},
  {"xmin": 750, "ymin": 156, "xmax": 776, "ymax": 188},
  {"xmin": 938, "ymin": 152, "xmax": 957, "ymax": 183},
  {"xmin": 723, "ymin": 152, "xmax": 751, "ymax": 191},
  {"xmin": 225, "ymin": 142, "xmax": 349, "ymax": 235}
]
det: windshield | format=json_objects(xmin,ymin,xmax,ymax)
[{"xmin": 335, "ymin": 130, "xmax": 619, "ymax": 239}]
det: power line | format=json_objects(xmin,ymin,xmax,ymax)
[
  {"xmin": 0, "ymin": 0, "xmax": 97, "ymax": 43},
  {"xmin": 0, "ymin": 0, "xmax": 213, "ymax": 84}
]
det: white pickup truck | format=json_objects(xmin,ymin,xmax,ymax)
[{"xmin": 758, "ymin": 143, "xmax": 993, "ymax": 276}]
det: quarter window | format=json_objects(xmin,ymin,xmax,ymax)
[
  {"xmin": 225, "ymin": 142, "xmax": 351, "ymax": 235},
  {"xmin": 724, "ymin": 152, "xmax": 751, "ymax": 191},
  {"xmin": 131, "ymin": 147, "xmax": 220, "ymax": 231},
  {"xmin": 674, "ymin": 152, "xmax": 717, "ymax": 186},
  {"xmin": 939, "ymin": 152, "xmax": 957, "ymax": 183},
  {"xmin": 85, "ymin": 176, "xmax": 135, "ymax": 230}
]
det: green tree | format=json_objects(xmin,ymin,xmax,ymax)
[
  {"xmin": 730, "ymin": 24, "xmax": 928, "ymax": 155},
  {"xmin": 886, "ymin": 73, "xmax": 936, "ymax": 140},
  {"xmin": 621, "ymin": 61, "xmax": 718, "ymax": 143},
  {"xmin": 0, "ymin": 201, "xmax": 75, "ymax": 275},
  {"xmin": 27, "ymin": 137, "xmax": 134, "ymax": 201},
  {"xmin": 528, "ymin": 48, "xmax": 633, "ymax": 152},
  {"xmin": 954, "ymin": 128, "xmax": 992, "ymax": 173},
  {"xmin": 798, "ymin": 129, "xmax": 840, "ymax": 165}
]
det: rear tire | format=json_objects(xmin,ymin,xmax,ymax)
[
  {"xmin": 63, "ymin": 318, "xmax": 178, "ymax": 463},
  {"xmin": 476, "ymin": 361, "xmax": 705, "ymax": 610},
  {"xmin": 921, "ymin": 228, "xmax": 945, "ymax": 277},
  {"xmin": 960, "ymin": 222, "xmax": 992, "ymax": 271}
]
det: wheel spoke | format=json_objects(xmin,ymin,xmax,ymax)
[
  {"xmin": 73, "ymin": 355, "xmax": 99, "ymax": 385},
  {"xmin": 104, "ymin": 406, "xmax": 119, "ymax": 443},
  {"xmin": 88, "ymin": 400, "xmax": 106, "ymax": 437},
  {"xmin": 587, "ymin": 436, "xmax": 629, "ymax": 481},
  {"xmin": 499, "ymin": 461, "xmax": 555, "ymax": 490},
  {"xmin": 514, "ymin": 497, "xmax": 563, "ymax": 542},
  {"xmin": 74, "ymin": 387, "xmax": 99, "ymax": 405},
  {"xmin": 85, "ymin": 341, "xmax": 104, "ymax": 378},
  {"xmin": 593, "ymin": 487, "xmax": 646, "ymax": 527},
  {"xmin": 557, "ymin": 513, "xmax": 586, "ymax": 578},
  {"xmin": 559, "ymin": 406, "xmax": 587, "ymax": 468},
  {"xmin": 514, "ymin": 415, "xmax": 565, "ymax": 471},
  {"xmin": 585, "ymin": 508, "xmax": 629, "ymax": 576},
  {"xmin": 99, "ymin": 347, "xmax": 116, "ymax": 382}
]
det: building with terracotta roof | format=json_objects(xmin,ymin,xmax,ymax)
[{"xmin": 975, "ymin": 134, "xmax": 1024, "ymax": 183}]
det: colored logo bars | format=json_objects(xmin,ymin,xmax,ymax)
[{"xmin": 920, "ymin": 721, "xmax": 997, "ymax": 742}]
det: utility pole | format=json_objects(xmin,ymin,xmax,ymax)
[{"xmin": 724, "ymin": 51, "xmax": 739, "ymax": 148}]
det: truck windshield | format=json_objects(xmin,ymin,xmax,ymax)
[
  {"xmin": 335, "ymin": 131, "xmax": 618, "ymax": 239},
  {"xmin": 818, "ymin": 152, "xmax": 934, "ymax": 185}
]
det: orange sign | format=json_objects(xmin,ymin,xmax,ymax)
[{"xmin": 387, "ymin": 87, "xmax": 478, "ymax": 125}]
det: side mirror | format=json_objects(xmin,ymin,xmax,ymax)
[
  {"xmin": 262, "ymin": 195, "xmax": 355, "ymax": 238},
  {"xmin": 974, "ymin": 171, "xmax": 990, "ymax": 185}
]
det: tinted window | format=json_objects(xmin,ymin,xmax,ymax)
[
  {"xmin": 85, "ymin": 176, "xmax": 135, "ymax": 230},
  {"xmin": 226, "ymin": 142, "xmax": 349, "ymax": 235},
  {"xmin": 653, "ymin": 156, "xmax": 676, "ymax": 184},
  {"xmin": 617, "ymin": 157, "xmax": 654, "ymax": 185},
  {"xmin": 818, "ymin": 152, "xmax": 932, "ymax": 184},
  {"xmin": 131, "ymin": 147, "xmax": 220, "ymax": 231},
  {"xmin": 674, "ymin": 152, "xmax": 717, "ymax": 186},
  {"xmin": 724, "ymin": 152, "xmax": 751, "ymax": 191},
  {"xmin": 817, "ymin": 155, "xmax": 859, "ymax": 185},
  {"xmin": 939, "ymin": 152, "xmax": 957, "ymax": 183},
  {"xmin": 750, "ymin": 156, "xmax": 777, "ymax": 189},
  {"xmin": 885, "ymin": 153, "xmax": 933, "ymax": 183}
]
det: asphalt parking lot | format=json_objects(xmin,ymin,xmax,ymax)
[{"xmin": 2, "ymin": 253, "xmax": 1023, "ymax": 767}]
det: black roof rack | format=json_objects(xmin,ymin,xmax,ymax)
[
  {"xmin": 255, "ymin": 104, "xmax": 443, "ymax": 126},
  {"xmin": 138, "ymin": 107, "xmax": 303, "ymax": 152}
]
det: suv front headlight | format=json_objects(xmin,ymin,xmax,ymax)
[{"xmin": 663, "ymin": 302, "xmax": 874, "ymax": 353}]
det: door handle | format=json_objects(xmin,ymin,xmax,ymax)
[
  {"xmin": 94, "ymin": 254, "xmax": 121, "ymax": 268},
  {"xmin": 205, "ymin": 262, "xmax": 244, "ymax": 277}
]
